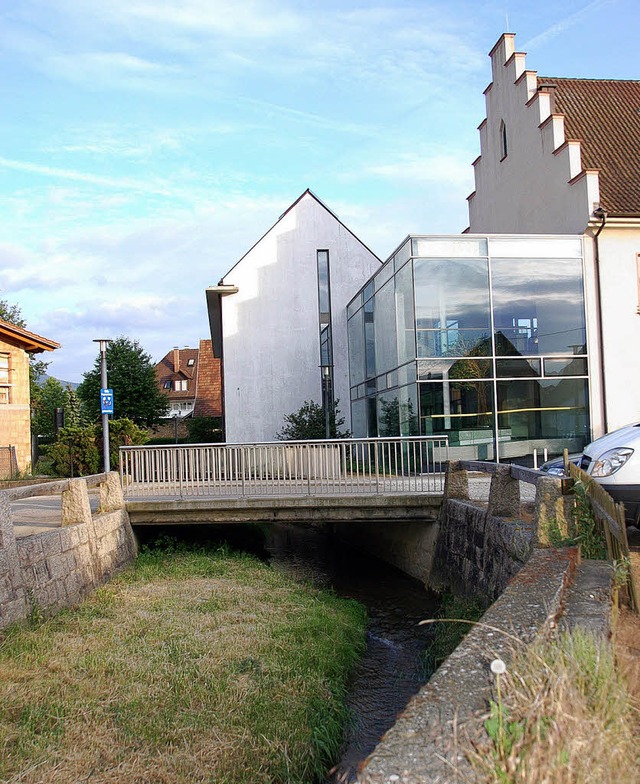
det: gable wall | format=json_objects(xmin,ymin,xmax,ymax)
[
  {"xmin": 469, "ymin": 35, "xmax": 597, "ymax": 235},
  {"xmin": 221, "ymin": 194, "xmax": 380, "ymax": 443}
]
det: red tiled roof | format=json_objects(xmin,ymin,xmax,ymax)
[
  {"xmin": 155, "ymin": 347, "xmax": 199, "ymax": 400},
  {"xmin": 537, "ymin": 77, "xmax": 640, "ymax": 216},
  {"xmin": 193, "ymin": 340, "xmax": 222, "ymax": 418}
]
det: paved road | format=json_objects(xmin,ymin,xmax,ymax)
[{"xmin": 11, "ymin": 494, "xmax": 100, "ymax": 537}]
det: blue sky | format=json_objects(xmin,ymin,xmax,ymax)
[{"xmin": 0, "ymin": 0, "xmax": 637, "ymax": 382}]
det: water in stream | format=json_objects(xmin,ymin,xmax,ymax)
[{"xmin": 135, "ymin": 523, "xmax": 441, "ymax": 783}]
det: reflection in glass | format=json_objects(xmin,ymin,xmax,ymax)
[
  {"xmin": 414, "ymin": 258, "xmax": 490, "ymax": 330},
  {"xmin": 348, "ymin": 309, "xmax": 364, "ymax": 387},
  {"xmin": 544, "ymin": 357, "xmax": 588, "ymax": 377},
  {"xmin": 351, "ymin": 399, "xmax": 366, "ymax": 438},
  {"xmin": 491, "ymin": 258, "xmax": 586, "ymax": 354},
  {"xmin": 497, "ymin": 379, "xmax": 589, "ymax": 447},
  {"xmin": 396, "ymin": 262, "xmax": 415, "ymax": 365},
  {"xmin": 417, "ymin": 329, "xmax": 492, "ymax": 358},
  {"xmin": 418, "ymin": 356, "xmax": 492, "ymax": 381},
  {"xmin": 364, "ymin": 298, "xmax": 375, "ymax": 379},
  {"xmin": 374, "ymin": 279, "xmax": 397, "ymax": 376},
  {"xmin": 495, "ymin": 358, "xmax": 541, "ymax": 378},
  {"xmin": 419, "ymin": 381, "xmax": 494, "ymax": 436},
  {"xmin": 377, "ymin": 387, "xmax": 420, "ymax": 437}
]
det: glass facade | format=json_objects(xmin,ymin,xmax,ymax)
[{"xmin": 347, "ymin": 235, "xmax": 590, "ymax": 463}]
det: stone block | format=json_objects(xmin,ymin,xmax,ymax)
[
  {"xmin": 1, "ymin": 596, "xmax": 28, "ymax": 626},
  {"xmin": 99, "ymin": 472, "xmax": 125, "ymax": 512},
  {"xmin": 535, "ymin": 476, "xmax": 574, "ymax": 545},
  {"xmin": 17, "ymin": 536, "xmax": 45, "ymax": 566},
  {"xmin": 487, "ymin": 465, "xmax": 521, "ymax": 518},
  {"xmin": 61, "ymin": 479, "xmax": 92, "ymax": 527},
  {"xmin": 41, "ymin": 532, "xmax": 63, "ymax": 558},
  {"xmin": 47, "ymin": 553, "xmax": 69, "ymax": 581},
  {"xmin": 31, "ymin": 559, "xmax": 50, "ymax": 587},
  {"xmin": 0, "ymin": 575, "xmax": 15, "ymax": 603},
  {"xmin": 442, "ymin": 461, "xmax": 469, "ymax": 502}
]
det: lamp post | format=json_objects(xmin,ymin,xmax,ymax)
[
  {"xmin": 321, "ymin": 365, "xmax": 331, "ymax": 439},
  {"xmin": 94, "ymin": 339, "xmax": 112, "ymax": 473}
]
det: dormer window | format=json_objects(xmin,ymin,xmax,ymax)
[
  {"xmin": 163, "ymin": 380, "xmax": 171, "ymax": 389},
  {"xmin": 175, "ymin": 379, "xmax": 188, "ymax": 391},
  {"xmin": 499, "ymin": 120, "xmax": 508, "ymax": 160},
  {"xmin": 187, "ymin": 358, "xmax": 195, "ymax": 367}
]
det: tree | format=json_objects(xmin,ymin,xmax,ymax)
[
  {"xmin": 77, "ymin": 337, "xmax": 169, "ymax": 427},
  {"xmin": 276, "ymin": 400, "xmax": 350, "ymax": 440},
  {"xmin": 31, "ymin": 377, "xmax": 68, "ymax": 441},
  {"xmin": 186, "ymin": 416, "xmax": 224, "ymax": 444}
]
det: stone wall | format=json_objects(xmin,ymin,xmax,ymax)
[
  {"xmin": 0, "ymin": 473, "xmax": 137, "ymax": 628},
  {"xmin": 428, "ymin": 462, "xmax": 573, "ymax": 603}
]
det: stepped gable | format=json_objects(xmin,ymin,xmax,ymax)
[{"xmin": 536, "ymin": 76, "xmax": 640, "ymax": 216}]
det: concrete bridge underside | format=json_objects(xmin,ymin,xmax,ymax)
[{"xmin": 126, "ymin": 494, "xmax": 443, "ymax": 526}]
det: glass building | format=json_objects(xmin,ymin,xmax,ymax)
[{"xmin": 347, "ymin": 235, "xmax": 590, "ymax": 463}]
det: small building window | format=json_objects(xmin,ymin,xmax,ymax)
[
  {"xmin": 499, "ymin": 120, "xmax": 508, "ymax": 160},
  {"xmin": 175, "ymin": 379, "xmax": 188, "ymax": 391},
  {"xmin": 163, "ymin": 380, "xmax": 171, "ymax": 389},
  {"xmin": 0, "ymin": 353, "xmax": 9, "ymax": 404},
  {"xmin": 187, "ymin": 358, "xmax": 195, "ymax": 366}
]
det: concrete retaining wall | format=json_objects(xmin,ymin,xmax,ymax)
[{"xmin": 0, "ymin": 473, "xmax": 137, "ymax": 628}]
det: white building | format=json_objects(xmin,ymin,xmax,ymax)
[
  {"xmin": 206, "ymin": 190, "xmax": 381, "ymax": 443},
  {"xmin": 468, "ymin": 33, "xmax": 640, "ymax": 437}
]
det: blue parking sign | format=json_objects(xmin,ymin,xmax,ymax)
[{"xmin": 100, "ymin": 388, "xmax": 114, "ymax": 415}]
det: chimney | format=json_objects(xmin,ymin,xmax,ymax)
[{"xmin": 173, "ymin": 346, "xmax": 180, "ymax": 373}]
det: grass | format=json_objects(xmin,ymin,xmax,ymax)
[
  {"xmin": 0, "ymin": 540, "xmax": 367, "ymax": 784},
  {"xmin": 423, "ymin": 592, "xmax": 487, "ymax": 675},
  {"xmin": 468, "ymin": 628, "xmax": 640, "ymax": 783}
]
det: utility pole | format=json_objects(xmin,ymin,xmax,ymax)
[{"xmin": 94, "ymin": 339, "xmax": 112, "ymax": 473}]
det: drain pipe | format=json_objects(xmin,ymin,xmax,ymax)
[{"xmin": 592, "ymin": 206, "xmax": 608, "ymax": 434}]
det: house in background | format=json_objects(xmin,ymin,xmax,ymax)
[
  {"xmin": 0, "ymin": 319, "xmax": 59, "ymax": 475},
  {"xmin": 154, "ymin": 340, "xmax": 221, "ymax": 438},
  {"xmin": 467, "ymin": 33, "xmax": 640, "ymax": 437},
  {"xmin": 206, "ymin": 190, "xmax": 381, "ymax": 443}
]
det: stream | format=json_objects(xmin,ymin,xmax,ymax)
[{"xmin": 136, "ymin": 522, "xmax": 441, "ymax": 783}]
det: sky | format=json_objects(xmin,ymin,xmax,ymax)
[{"xmin": 0, "ymin": 0, "xmax": 637, "ymax": 383}]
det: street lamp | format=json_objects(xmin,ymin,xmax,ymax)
[
  {"xmin": 93, "ymin": 339, "xmax": 112, "ymax": 473},
  {"xmin": 321, "ymin": 365, "xmax": 332, "ymax": 439}
]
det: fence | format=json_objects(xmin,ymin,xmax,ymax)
[
  {"xmin": 0, "ymin": 446, "xmax": 18, "ymax": 479},
  {"xmin": 567, "ymin": 460, "xmax": 639, "ymax": 612},
  {"xmin": 119, "ymin": 437, "xmax": 449, "ymax": 499}
]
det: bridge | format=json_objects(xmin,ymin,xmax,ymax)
[{"xmin": 118, "ymin": 436, "xmax": 449, "ymax": 525}]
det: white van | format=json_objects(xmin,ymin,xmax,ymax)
[{"xmin": 581, "ymin": 422, "xmax": 640, "ymax": 525}]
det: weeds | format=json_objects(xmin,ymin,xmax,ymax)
[
  {"xmin": 423, "ymin": 593, "xmax": 486, "ymax": 675},
  {"xmin": 469, "ymin": 629, "xmax": 640, "ymax": 783}
]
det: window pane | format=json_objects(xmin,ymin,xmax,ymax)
[
  {"xmin": 417, "ymin": 328, "xmax": 492, "ymax": 358},
  {"xmin": 374, "ymin": 279, "xmax": 397, "ymax": 375},
  {"xmin": 418, "ymin": 356, "xmax": 492, "ymax": 380},
  {"xmin": 496, "ymin": 378, "xmax": 590, "ymax": 455},
  {"xmin": 414, "ymin": 258, "xmax": 490, "ymax": 330},
  {"xmin": 364, "ymin": 298, "xmax": 375, "ymax": 379},
  {"xmin": 419, "ymin": 380, "xmax": 494, "ymax": 437},
  {"xmin": 411, "ymin": 237, "xmax": 487, "ymax": 258},
  {"xmin": 495, "ymin": 358, "xmax": 541, "ymax": 378},
  {"xmin": 544, "ymin": 357, "xmax": 588, "ymax": 377},
  {"xmin": 491, "ymin": 258, "xmax": 586, "ymax": 355},
  {"xmin": 317, "ymin": 250, "xmax": 330, "ymax": 314},
  {"xmin": 350, "ymin": 398, "xmax": 367, "ymax": 438},
  {"xmin": 348, "ymin": 309, "xmax": 365, "ymax": 386},
  {"xmin": 395, "ymin": 261, "xmax": 415, "ymax": 365}
]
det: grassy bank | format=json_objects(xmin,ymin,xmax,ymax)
[
  {"xmin": 468, "ymin": 628, "xmax": 640, "ymax": 783},
  {"xmin": 0, "ymin": 542, "xmax": 367, "ymax": 784}
]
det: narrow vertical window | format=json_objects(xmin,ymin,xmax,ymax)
[
  {"xmin": 499, "ymin": 119, "xmax": 508, "ymax": 159},
  {"xmin": 317, "ymin": 250, "xmax": 334, "ymax": 424}
]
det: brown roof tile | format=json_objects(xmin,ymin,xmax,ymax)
[
  {"xmin": 194, "ymin": 340, "xmax": 222, "ymax": 418},
  {"xmin": 537, "ymin": 77, "xmax": 640, "ymax": 216}
]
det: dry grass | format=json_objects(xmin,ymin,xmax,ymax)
[
  {"xmin": 468, "ymin": 628, "xmax": 640, "ymax": 783},
  {"xmin": 0, "ymin": 545, "xmax": 366, "ymax": 784}
]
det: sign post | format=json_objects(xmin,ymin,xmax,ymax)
[{"xmin": 94, "ymin": 339, "xmax": 112, "ymax": 473}]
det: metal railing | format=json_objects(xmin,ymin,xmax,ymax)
[{"xmin": 119, "ymin": 437, "xmax": 449, "ymax": 499}]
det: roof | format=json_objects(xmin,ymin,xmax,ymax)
[
  {"xmin": 155, "ymin": 347, "xmax": 199, "ymax": 400},
  {"xmin": 0, "ymin": 319, "xmax": 60, "ymax": 353},
  {"xmin": 537, "ymin": 77, "xmax": 640, "ymax": 216},
  {"xmin": 218, "ymin": 189, "xmax": 382, "ymax": 283},
  {"xmin": 193, "ymin": 339, "xmax": 222, "ymax": 418}
]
